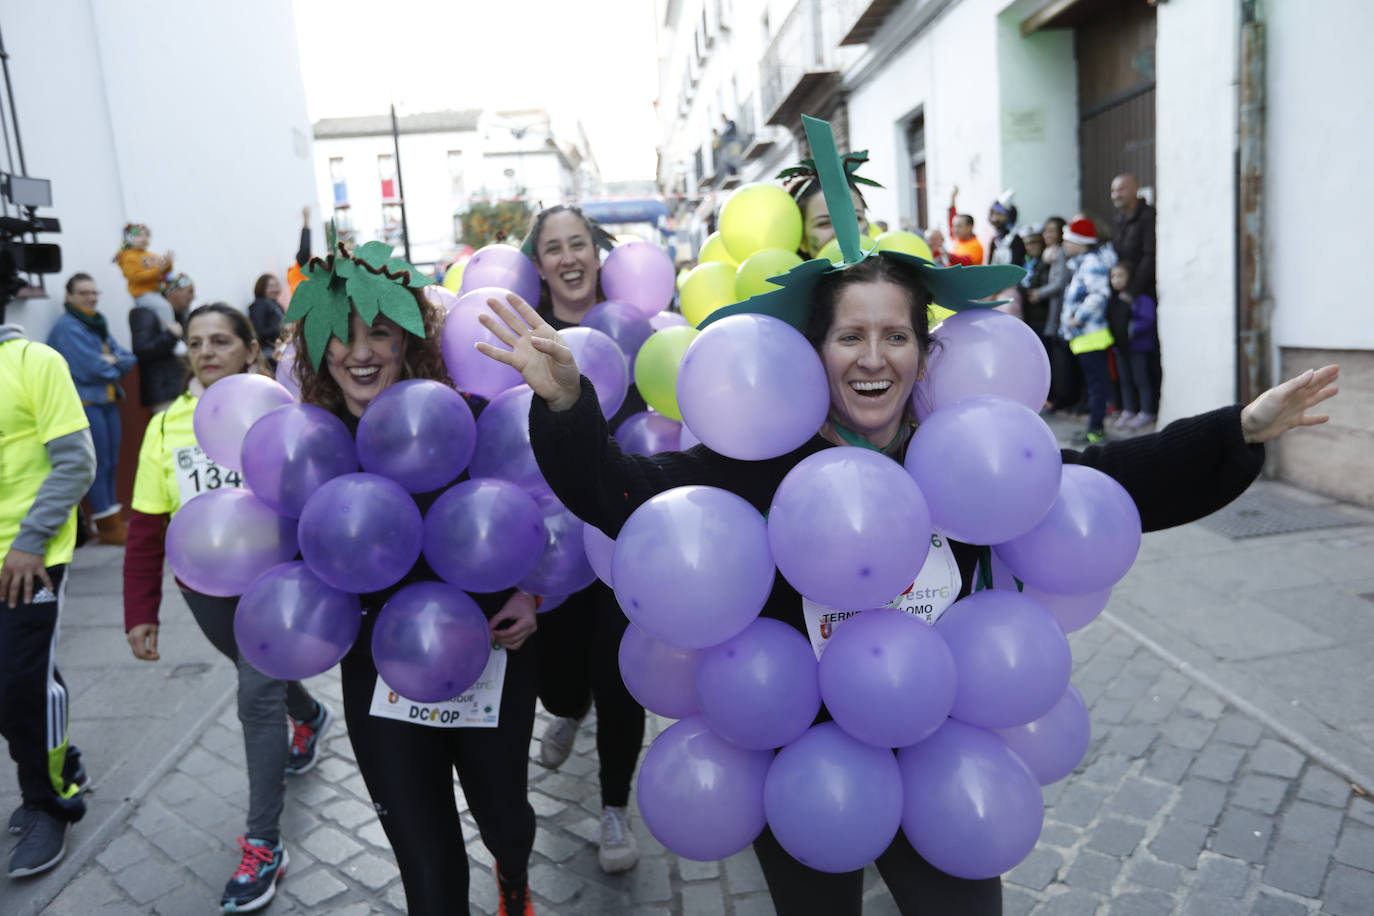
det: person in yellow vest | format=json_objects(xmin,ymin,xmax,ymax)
[
  {"xmin": 0, "ymin": 305, "xmax": 97, "ymax": 879},
  {"xmin": 1059, "ymin": 218, "xmax": 1118, "ymax": 445},
  {"xmin": 122, "ymin": 303, "xmax": 327, "ymax": 913}
]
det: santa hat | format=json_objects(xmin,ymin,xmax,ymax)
[{"xmin": 1062, "ymin": 218, "xmax": 1098, "ymax": 245}]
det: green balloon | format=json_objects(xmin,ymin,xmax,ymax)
[
  {"xmin": 735, "ymin": 248, "xmax": 804, "ymax": 300},
  {"xmin": 633, "ymin": 325, "xmax": 699, "ymax": 421}
]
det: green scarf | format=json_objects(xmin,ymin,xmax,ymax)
[
  {"xmin": 64, "ymin": 302, "xmax": 110, "ymax": 340},
  {"xmin": 828, "ymin": 419, "xmax": 914, "ymax": 457}
]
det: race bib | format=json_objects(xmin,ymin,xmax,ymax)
[
  {"xmin": 802, "ymin": 530, "xmax": 962, "ymax": 659},
  {"xmin": 174, "ymin": 445, "xmax": 242, "ymax": 507},
  {"xmin": 367, "ymin": 647, "xmax": 508, "ymax": 729}
]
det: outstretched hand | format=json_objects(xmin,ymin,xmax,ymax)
[
  {"xmin": 1240, "ymin": 364, "xmax": 1339, "ymax": 444},
  {"xmin": 474, "ymin": 293, "xmax": 583, "ymax": 411}
]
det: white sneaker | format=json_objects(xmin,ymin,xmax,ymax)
[
  {"xmin": 598, "ymin": 805, "xmax": 639, "ymax": 874},
  {"xmin": 538, "ymin": 715, "xmax": 582, "ymax": 769}
]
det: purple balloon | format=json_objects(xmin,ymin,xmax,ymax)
[
  {"xmin": 536, "ymin": 593, "xmax": 568, "ymax": 613},
  {"xmin": 649, "ymin": 311, "xmax": 689, "ymax": 331},
  {"xmin": 1022, "ymin": 583, "xmax": 1112, "ymax": 634},
  {"xmin": 601, "ymin": 241, "xmax": 676, "ymax": 316},
  {"xmin": 584, "ymin": 300, "xmax": 655, "ymax": 371},
  {"xmin": 694, "ymin": 618, "xmax": 820, "ymax": 750},
  {"xmin": 241, "ymin": 404, "xmax": 358, "ymax": 518},
  {"xmin": 234, "ymin": 562, "xmax": 362, "ymax": 680},
  {"xmin": 612, "ymin": 486, "xmax": 775, "ymax": 648},
  {"xmin": 904, "ymin": 396, "xmax": 1062, "ymax": 546},
  {"xmin": 898, "ymin": 719, "xmax": 1044, "ymax": 880},
  {"xmin": 768, "ymin": 448, "xmax": 932, "ymax": 611},
  {"xmin": 765, "ymin": 723, "xmax": 904, "ymax": 874},
  {"xmin": 193, "ymin": 374, "xmax": 296, "ymax": 472},
  {"xmin": 615, "ymin": 411, "xmax": 682, "ymax": 456},
  {"xmin": 274, "ymin": 343, "xmax": 301, "ymax": 400},
  {"xmin": 468, "ymin": 385, "xmax": 552, "ymax": 498},
  {"xmin": 676, "ymin": 314, "xmax": 828, "ymax": 461},
  {"xmin": 457, "ymin": 244, "xmax": 540, "ymax": 308},
  {"xmin": 994, "ymin": 464, "xmax": 1142, "ymax": 594},
  {"xmin": 423, "ymin": 284, "xmax": 460, "ymax": 313},
  {"xmin": 166, "ymin": 489, "xmax": 300, "ymax": 598},
  {"xmin": 440, "ymin": 287, "xmax": 526, "ymax": 399},
  {"xmin": 517, "ymin": 498, "xmax": 596, "ymax": 596},
  {"xmin": 934, "ymin": 590, "xmax": 1072, "ymax": 729},
  {"xmin": 422, "ymin": 479, "xmax": 545, "ymax": 592},
  {"xmin": 298, "ymin": 473, "xmax": 423, "ymax": 594},
  {"xmin": 911, "ymin": 309, "xmax": 1050, "ymax": 420},
  {"xmin": 371, "ymin": 581, "xmax": 492, "ymax": 703},
  {"xmin": 678, "ymin": 421, "xmax": 701, "ymax": 450},
  {"xmin": 356, "ymin": 380, "xmax": 476, "ymax": 493},
  {"xmin": 619, "ymin": 624, "xmax": 700, "ymax": 718},
  {"xmin": 582, "ymin": 523, "xmax": 615, "ymax": 586},
  {"xmin": 636, "ymin": 715, "xmax": 773, "ymax": 861},
  {"xmin": 818, "ymin": 609, "xmax": 956, "ymax": 748},
  {"xmin": 995, "ymin": 684, "xmax": 1091, "ymax": 785},
  {"xmin": 561, "ymin": 326, "xmax": 628, "ymax": 418}
]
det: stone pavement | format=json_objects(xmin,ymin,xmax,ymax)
[{"xmin": 4, "ymin": 423, "xmax": 1374, "ymax": 914}]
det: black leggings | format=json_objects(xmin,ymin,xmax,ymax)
[
  {"xmin": 340, "ymin": 645, "xmax": 538, "ymax": 915},
  {"xmin": 534, "ymin": 581, "xmax": 645, "ymax": 807},
  {"xmin": 753, "ymin": 827, "xmax": 1002, "ymax": 916}
]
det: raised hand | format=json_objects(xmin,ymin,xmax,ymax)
[
  {"xmin": 1240, "ymin": 365, "xmax": 1340, "ymax": 444},
  {"xmin": 474, "ymin": 292, "xmax": 582, "ymax": 411}
]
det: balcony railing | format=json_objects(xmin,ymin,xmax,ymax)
[{"xmin": 758, "ymin": 0, "xmax": 865, "ymax": 126}]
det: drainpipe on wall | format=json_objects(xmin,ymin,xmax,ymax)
[{"xmin": 1235, "ymin": 0, "xmax": 1267, "ymax": 406}]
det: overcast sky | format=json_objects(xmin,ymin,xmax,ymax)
[{"xmin": 292, "ymin": 0, "xmax": 662, "ymax": 182}]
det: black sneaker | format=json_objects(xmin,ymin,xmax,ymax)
[
  {"xmin": 495, "ymin": 861, "xmax": 534, "ymax": 916},
  {"xmin": 285, "ymin": 702, "xmax": 332, "ymax": 775},
  {"xmin": 8, "ymin": 807, "xmax": 68, "ymax": 878},
  {"xmin": 10, "ymin": 746, "xmax": 88, "ymax": 835},
  {"xmin": 220, "ymin": 836, "xmax": 288, "ymax": 912}
]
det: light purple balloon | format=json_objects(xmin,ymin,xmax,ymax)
[
  {"xmin": 422, "ymin": 479, "xmax": 545, "ymax": 592},
  {"xmin": 934, "ymin": 590, "xmax": 1072, "ymax": 729},
  {"xmin": 765, "ymin": 723, "xmax": 903, "ymax": 874},
  {"xmin": 297, "ymin": 473, "xmax": 423, "ymax": 594},
  {"xmin": 678, "ymin": 421, "xmax": 701, "ymax": 450},
  {"xmin": 440, "ymin": 287, "xmax": 526, "ymax": 399},
  {"xmin": 517, "ymin": 497, "xmax": 596, "ymax": 596},
  {"xmin": 612, "ymin": 486, "xmax": 775, "ymax": 649},
  {"xmin": 561, "ymin": 326, "xmax": 628, "ymax": 418},
  {"xmin": 694, "ymin": 618, "xmax": 820, "ymax": 750},
  {"xmin": 457, "ymin": 244, "xmax": 540, "ymax": 307},
  {"xmin": 601, "ymin": 241, "xmax": 676, "ymax": 316},
  {"xmin": 372, "ymin": 581, "xmax": 492, "ymax": 703},
  {"xmin": 904, "ymin": 396, "xmax": 1062, "ymax": 545},
  {"xmin": 241, "ymin": 404, "xmax": 358, "ymax": 518},
  {"xmin": 898, "ymin": 719, "xmax": 1043, "ymax": 880},
  {"xmin": 582, "ymin": 523, "xmax": 615, "ymax": 587},
  {"xmin": 584, "ymin": 300, "xmax": 655, "ymax": 371},
  {"xmin": 818, "ymin": 609, "xmax": 956, "ymax": 748},
  {"xmin": 649, "ymin": 311, "xmax": 689, "ymax": 331},
  {"xmin": 912, "ymin": 308, "xmax": 1050, "ymax": 420},
  {"xmin": 636, "ymin": 715, "xmax": 773, "ymax": 861},
  {"xmin": 618, "ymin": 624, "xmax": 700, "ymax": 719},
  {"xmin": 995, "ymin": 684, "xmax": 1091, "ymax": 785},
  {"xmin": 676, "ymin": 314, "xmax": 828, "ymax": 461},
  {"xmin": 356, "ymin": 380, "xmax": 476, "ymax": 493},
  {"xmin": 615, "ymin": 411, "xmax": 682, "ymax": 456},
  {"xmin": 994, "ymin": 464, "xmax": 1142, "ymax": 594},
  {"xmin": 166, "ymin": 489, "xmax": 299, "ymax": 598},
  {"xmin": 468, "ymin": 385, "xmax": 552, "ymax": 499},
  {"xmin": 274, "ymin": 343, "xmax": 301, "ymax": 400},
  {"xmin": 234, "ymin": 562, "xmax": 362, "ymax": 680},
  {"xmin": 1023, "ymin": 584, "xmax": 1112, "ymax": 633},
  {"xmin": 423, "ymin": 284, "xmax": 460, "ymax": 313},
  {"xmin": 768, "ymin": 448, "xmax": 932, "ymax": 611},
  {"xmin": 193, "ymin": 374, "xmax": 296, "ymax": 472}
]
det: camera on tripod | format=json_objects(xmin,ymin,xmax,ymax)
[{"xmin": 0, "ymin": 172, "xmax": 61, "ymax": 305}]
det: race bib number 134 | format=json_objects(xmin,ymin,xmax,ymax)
[{"xmin": 174, "ymin": 444, "xmax": 242, "ymax": 507}]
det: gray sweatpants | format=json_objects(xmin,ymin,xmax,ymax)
[{"xmin": 180, "ymin": 588, "xmax": 318, "ymax": 843}]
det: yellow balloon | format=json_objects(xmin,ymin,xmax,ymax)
[
  {"xmin": 929, "ymin": 304, "xmax": 956, "ymax": 327},
  {"xmin": 633, "ymin": 325, "xmax": 699, "ymax": 421},
  {"xmin": 719, "ymin": 183, "xmax": 802, "ymax": 262},
  {"xmin": 680, "ymin": 262, "xmax": 739, "ymax": 327},
  {"xmin": 698, "ymin": 232, "xmax": 738, "ymax": 268},
  {"xmin": 735, "ymin": 248, "xmax": 803, "ymax": 300},
  {"xmin": 815, "ymin": 235, "xmax": 877, "ymax": 265},
  {"xmin": 443, "ymin": 259, "xmax": 468, "ymax": 292},
  {"xmin": 875, "ymin": 230, "xmax": 934, "ymax": 262}
]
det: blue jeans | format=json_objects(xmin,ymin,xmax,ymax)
[
  {"xmin": 1115, "ymin": 346, "xmax": 1155, "ymax": 415},
  {"xmin": 1077, "ymin": 349, "xmax": 1110, "ymax": 433},
  {"xmin": 82, "ymin": 403, "xmax": 120, "ymax": 514}
]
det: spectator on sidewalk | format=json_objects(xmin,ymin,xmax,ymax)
[
  {"xmin": 1111, "ymin": 174, "xmax": 1159, "ymax": 412},
  {"xmin": 130, "ymin": 272, "xmax": 193, "ymax": 413},
  {"xmin": 1029, "ymin": 217, "xmax": 1079, "ymax": 411},
  {"xmin": 1059, "ymin": 218, "xmax": 1117, "ymax": 444},
  {"xmin": 0, "ymin": 303, "xmax": 97, "ymax": 880},
  {"xmin": 924, "ymin": 227, "xmax": 949, "ymax": 266},
  {"xmin": 113, "ymin": 222, "xmax": 175, "ymax": 318},
  {"xmin": 248, "ymin": 273, "xmax": 286, "ymax": 370},
  {"xmin": 1108, "ymin": 262, "xmax": 1159, "ymax": 431},
  {"xmin": 1018, "ymin": 223, "xmax": 1049, "ymax": 336},
  {"xmin": 986, "ymin": 191, "xmax": 1025, "ymax": 267},
  {"xmin": 46, "ymin": 275, "xmax": 137, "ymax": 545},
  {"xmin": 946, "ymin": 187, "xmax": 983, "ymax": 266}
]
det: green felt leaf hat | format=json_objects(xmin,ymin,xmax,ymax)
[{"xmin": 699, "ymin": 116, "xmax": 1026, "ymax": 333}]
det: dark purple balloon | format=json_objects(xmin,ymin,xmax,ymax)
[
  {"xmin": 298, "ymin": 473, "xmax": 423, "ymax": 594},
  {"xmin": 440, "ymin": 287, "xmax": 526, "ymax": 399},
  {"xmin": 614, "ymin": 411, "xmax": 682, "ymax": 456},
  {"xmin": 619, "ymin": 624, "xmax": 700, "ymax": 719},
  {"xmin": 241, "ymin": 404, "xmax": 358, "ymax": 518},
  {"xmin": 422, "ymin": 479, "xmax": 545, "ymax": 592},
  {"xmin": 601, "ymin": 241, "xmax": 676, "ymax": 316},
  {"xmin": 457, "ymin": 244, "xmax": 540, "ymax": 308},
  {"xmin": 583, "ymin": 300, "xmax": 655, "ymax": 371},
  {"xmin": 372, "ymin": 581, "xmax": 492, "ymax": 702},
  {"xmin": 468, "ymin": 385, "xmax": 552, "ymax": 499},
  {"xmin": 517, "ymin": 497, "xmax": 596, "ymax": 596},
  {"xmin": 995, "ymin": 684, "xmax": 1091, "ymax": 785},
  {"xmin": 356, "ymin": 380, "xmax": 476, "ymax": 494},
  {"xmin": 561, "ymin": 327, "xmax": 628, "ymax": 418},
  {"xmin": 193, "ymin": 374, "xmax": 296, "ymax": 473},
  {"xmin": 166, "ymin": 489, "xmax": 299, "ymax": 598},
  {"xmin": 234, "ymin": 562, "xmax": 361, "ymax": 680},
  {"xmin": 694, "ymin": 618, "xmax": 820, "ymax": 750}
]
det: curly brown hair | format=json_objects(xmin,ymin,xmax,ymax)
[{"xmin": 291, "ymin": 289, "xmax": 453, "ymax": 414}]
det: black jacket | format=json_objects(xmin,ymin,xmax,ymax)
[
  {"xmin": 128, "ymin": 306, "xmax": 186, "ymax": 407},
  {"xmin": 1112, "ymin": 201, "xmax": 1157, "ymax": 300},
  {"xmin": 248, "ymin": 297, "xmax": 285, "ymax": 356}
]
